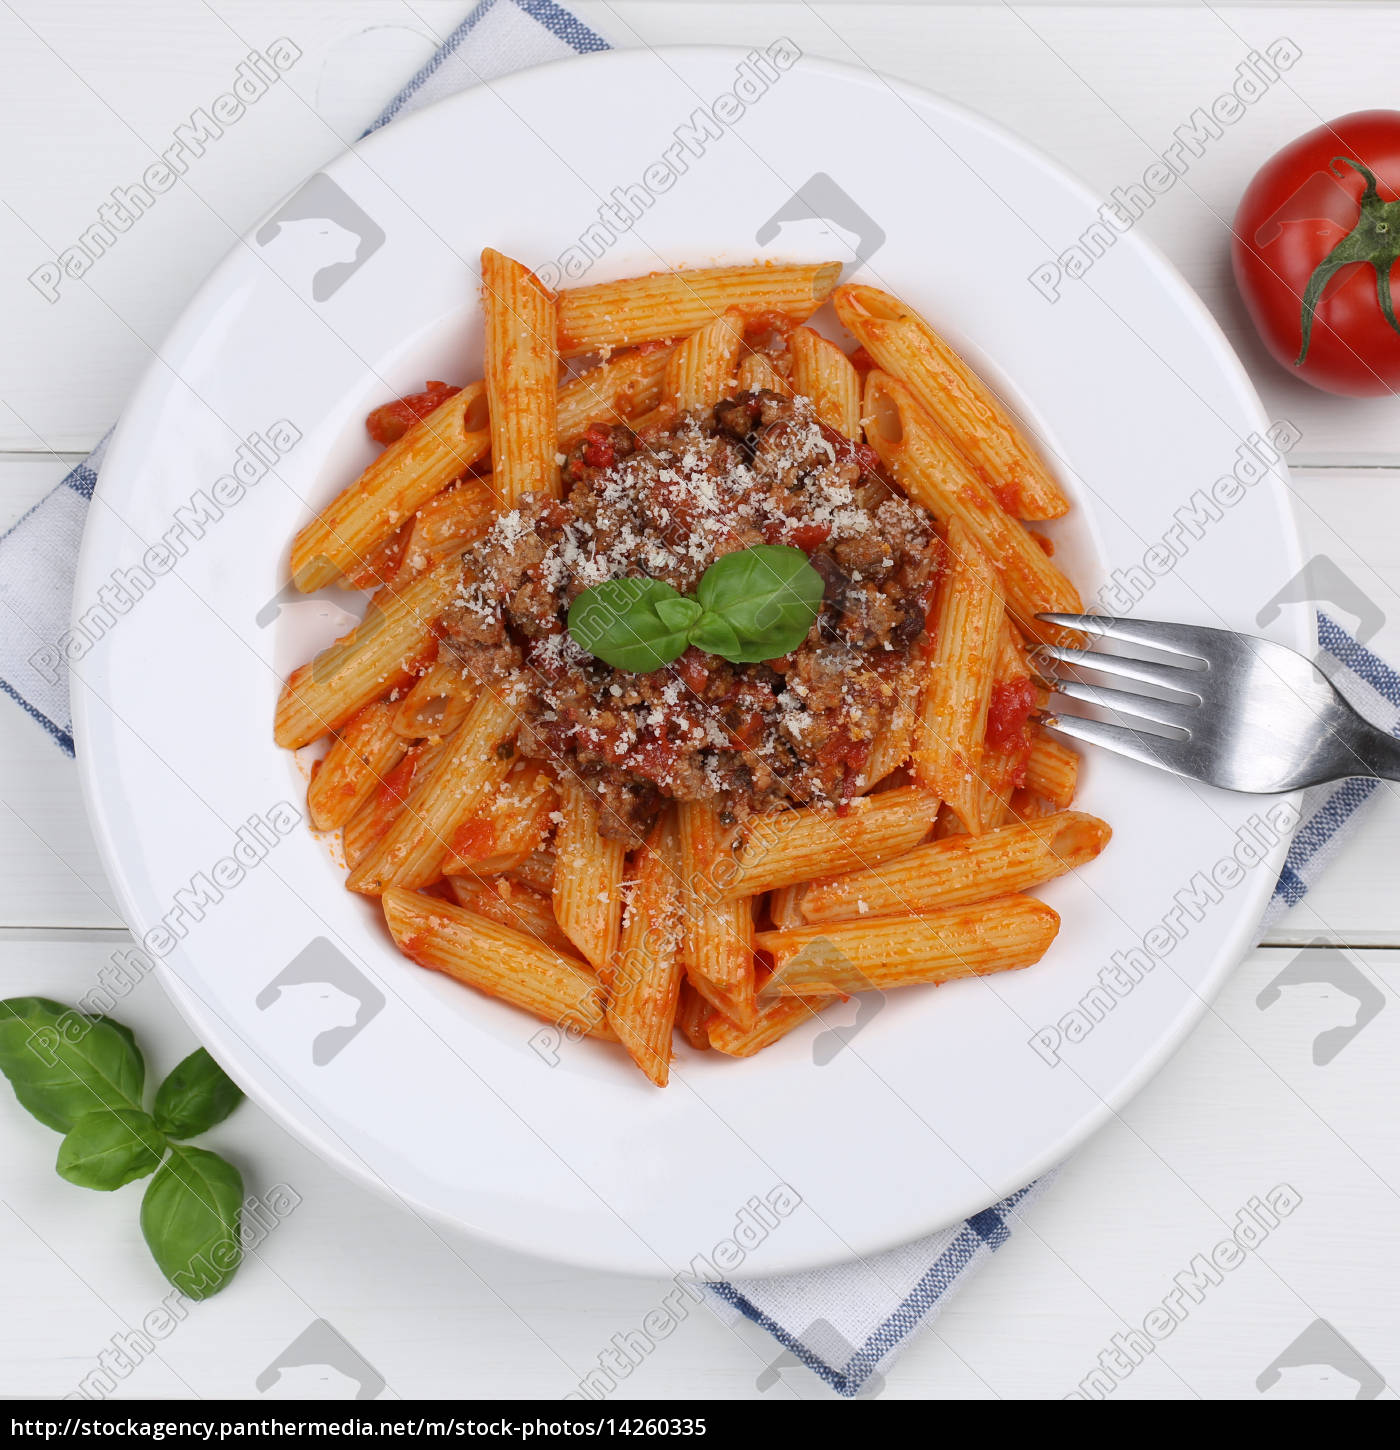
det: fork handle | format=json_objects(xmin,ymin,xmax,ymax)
[{"xmin": 1342, "ymin": 715, "xmax": 1400, "ymax": 782}]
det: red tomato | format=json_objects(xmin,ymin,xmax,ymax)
[
  {"xmin": 365, "ymin": 381, "xmax": 461, "ymax": 445},
  {"xmin": 579, "ymin": 423, "xmax": 616, "ymax": 470},
  {"xmin": 672, "ymin": 648, "xmax": 710, "ymax": 696},
  {"xmin": 987, "ymin": 678, "xmax": 1036, "ymax": 755},
  {"xmin": 1233, "ymin": 110, "xmax": 1400, "ymax": 397}
]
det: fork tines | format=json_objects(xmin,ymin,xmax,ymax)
[{"xmin": 1032, "ymin": 613, "xmax": 1208, "ymax": 774}]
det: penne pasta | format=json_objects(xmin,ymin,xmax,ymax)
[
  {"xmin": 863, "ymin": 370, "xmax": 1083, "ymax": 649},
  {"xmin": 275, "ymin": 254, "xmax": 1111, "ymax": 1086},
  {"xmin": 482, "ymin": 248, "xmax": 559, "ymax": 507},
  {"xmin": 504, "ymin": 846, "xmax": 557, "ymax": 895},
  {"xmin": 291, "ymin": 383, "xmax": 490, "ymax": 592},
  {"xmin": 390, "ymin": 478, "xmax": 496, "ymax": 586},
  {"xmin": 341, "ymin": 741, "xmax": 439, "ymax": 867},
  {"xmin": 1009, "ymin": 787, "xmax": 1058, "ymax": 821},
  {"xmin": 346, "ymin": 690, "xmax": 520, "ymax": 894},
  {"xmin": 607, "ymin": 811, "xmax": 685, "ymax": 1086},
  {"xmin": 767, "ymin": 884, "xmax": 807, "ymax": 931},
  {"xmin": 443, "ymin": 759, "xmax": 557, "ymax": 877},
  {"xmin": 557, "ymin": 344, "xmax": 674, "ymax": 443},
  {"xmin": 757, "ymin": 895, "xmax": 1060, "ymax": 995},
  {"xmin": 391, "ymin": 656, "xmax": 479, "ymax": 741},
  {"xmin": 340, "ymin": 520, "xmax": 411, "ymax": 592},
  {"xmin": 799, "ymin": 812, "xmax": 1111, "ymax": 924},
  {"xmin": 1026, "ymin": 730, "xmax": 1080, "ymax": 809},
  {"xmin": 444, "ymin": 876, "xmax": 574, "ymax": 955},
  {"xmin": 622, "ymin": 405, "xmax": 671, "ymax": 436},
  {"xmin": 736, "ymin": 351, "xmax": 792, "ymax": 395},
  {"xmin": 859, "ymin": 695, "xmax": 914, "ymax": 790},
  {"xmin": 552, "ymin": 777, "xmax": 626, "ymax": 974},
  {"xmin": 708, "ymin": 994, "xmax": 829, "ymax": 1058},
  {"xmin": 274, "ymin": 553, "xmax": 463, "ymax": 749},
  {"xmin": 971, "ymin": 781, "xmax": 1010, "ymax": 835},
  {"xmin": 789, "ymin": 326, "xmax": 861, "ymax": 438},
  {"xmin": 306, "ymin": 701, "xmax": 407, "ymax": 832},
  {"xmin": 834, "ymin": 283, "xmax": 1069, "ymax": 520},
  {"xmin": 674, "ymin": 980, "xmax": 713, "ymax": 1051},
  {"xmin": 556, "ymin": 262, "xmax": 842, "ymax": 358},
  {"xmin": 976, "ymin": 617, "xmax": 1038, "ymax": 830},
  {"xmin": 383, "ymin": 888, "xmax": 614, "ymax": 1040},
  {"xmin": 665, "ymin": 308, "xmax": 745, "ymax": 413},
  {"xmin": 678, "ymin": 801, "xmax": 756, "ymax": 1031},
  {"xmin": 721, "ymin": 787, "xmax": 940, "ymax": 900},
  {"xmin": 912, "ymin": 520, "xmax": 1003, "ymax": 833}
]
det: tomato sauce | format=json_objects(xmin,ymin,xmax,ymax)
[
  {"xmin": 450, "ymin": 816, "xmax": 497, "ymax": 862},
  {"xmin": 366, "ymin": 381, "xmax": 461, "ymax": 446},
  {"xmin": 580, "ymin": 424, "xmax": 617, "ymax": 470},
  {"xmin": 361, "ymin": 746, "xmax": 428, "ymax": 847},
  {"xmin": 987, "ymin": 678, "xmax": 1037, "ymax": 786}
]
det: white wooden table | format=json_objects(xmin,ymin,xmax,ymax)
[{"xmin": 3, "ymin": 0, "xmax": 1399, "ymax": 1401}]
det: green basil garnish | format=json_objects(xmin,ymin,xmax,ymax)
[
  {"xmin": 140, "ymin": 1145, "xmax": 245, "ymax": 1301},
  {"xmin": 567, "ymin": 577, "xmax": 697, "ymax": 673},
  {"xmin": 153, "ymin": 1047, "xmax": 244, "ymax": 1140},
  {"xmin": 695, "ymin": 545, "xmax": 826, "ymax": 663},
  {"xmin": 0, "ymin": 997, "xmax": 145, "ymax": 1131},
  {"xmin": 567, "ymin": 544, "xmax": 824, "ymax": 673},
  {"xmin": 0, "ymin": 999, "xmax": 248, "ymax": 1299},
  {"xmin": 57, "ymin": 1108, "xmax": 166, "ymax": 1191}
]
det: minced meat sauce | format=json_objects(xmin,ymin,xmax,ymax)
[{"xmin": 441, "ymin": 390, "xmax": 940, "ymax": 843}]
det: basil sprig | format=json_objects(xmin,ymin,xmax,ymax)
[
  {"xmin": 58, "ymin": 1108, "xmax": 167, "ymax": 1190},
  {"xmin": 0, "ymin": 996, "xmax": 144, "ymax": 1130},
  {"xmin": 154, "ymin": 1046, "xmax": 245, "ymax": 1139},
  {"xmin": 0, "ymin": 999, "xmax": 246, "ymax": 1298},
  {"xmin": 568, "ymin": 544, "xmax": 824, "ymax": 672},
  {"xmin": 141, "ymin": 1145, "xmax": 245, "ymax": 1301}
]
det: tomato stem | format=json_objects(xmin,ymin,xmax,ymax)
[{"xmin": 1296, "ymin": 157, "xmax": 1400, "ymax": 366}]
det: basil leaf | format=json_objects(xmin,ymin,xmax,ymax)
[
  {"xmin": 566, "ymin": 546, "xmax": 826, "ymax": 672},
  {"xmin": 567, "ymin": 577, "xmax": 694, "ymax": 672},
  {"xmin": 688, "ymin": 611, "xmax": 743, "ymax": 659},
  {"xmin": 93, "ymin": 1016, "xmax": 141, "ymax": 1055},
  {"xmin": 695, "ymin": 545, "xmax": 824, "ymax": 662},
  {"xmin": 140, "ymin": 1145, "xmax": 244, "ymax": 1300},
  {"xmin": 154, "ymin": 1048, "xmax": 244, "ymax": 1140},
  {"xmin": 0, "ymin": 998, "xmax": 145, "ymax": 1132},
  {"xmin": 654, "ymin": 596, "xmax": 703, "ymax": 633},
  {"xmin": 57, "ymin": 1109, "xmax": 166, "ymax": 1191}
]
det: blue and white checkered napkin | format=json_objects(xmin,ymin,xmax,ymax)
[{"xmin": 4, "ymin": 0, "xmax": 1398, "ymax": 1400}]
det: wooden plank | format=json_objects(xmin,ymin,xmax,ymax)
[
  {"xmin": 5, "ymin": 4, "xmax": 1398, "ymax": 457},
  {"xmin": 582, "ymin": 2, "xmax": 1400, "ymax": 466},
  {"xmin": 0, "ymin": 0, "xmax": 456, "ymax": 450},
  {"xmin": 1, "ymin": 457, "xmax": 121, "ymax": 929},
  {"xmin": 888, "ymin": 936, "xmax": 1400, "ymax": 1398},
  {"xmin": 2, "ymin": 931, "xmax": 1395, "ymax": 1397},
  {"xmin": 0, "ymin": 934, "xmax": 688, "ymax": 1400}
]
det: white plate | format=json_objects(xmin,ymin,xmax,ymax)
[{"xmin": 72, "ymin": 49, "xmax": 1309, "ymax": 1277}]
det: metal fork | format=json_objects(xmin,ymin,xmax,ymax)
[{"xmin": 1035, "ymin": 613, "xmax": 1400, "ymax": 792}]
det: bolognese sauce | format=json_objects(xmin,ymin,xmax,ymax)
[{"xmin": 442, "ymin": 390, "xmax": 939, "ymax": 843}]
